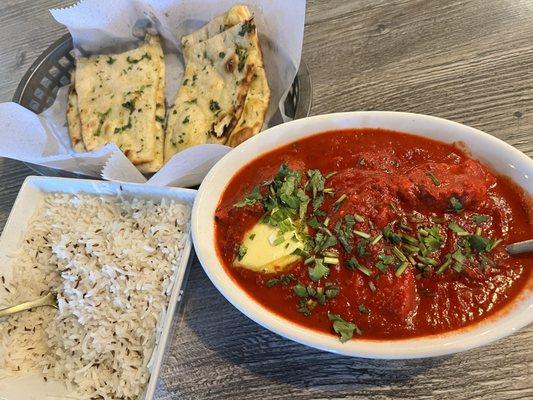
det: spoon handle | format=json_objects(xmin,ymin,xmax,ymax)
[
  {"xmin": 506, "ymin": 239, "xmax": 533, "ymax": 256},
  {"xmin": 0, "ymin": 292, "xmax": 57, "ymax": 318}
]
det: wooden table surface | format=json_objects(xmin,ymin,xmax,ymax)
[{"xmin": 0, "ymin": 1, "xmax": 532, "ymax": 399}]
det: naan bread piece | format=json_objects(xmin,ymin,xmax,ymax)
[
  {"xmin": 164, "ymin": 22, "xmax": 256, "ymax": 161},
  {"xmin": 181, "ymin": 5, "xmax": 270, "ymax": 148},
  {"xmin": 74, "ymin": 35, "xmax": 163, "ymax": 164},
  {"xmin": 137, "ymin": 51, "xmax": 166, "ymax": 174},
  {"xmin": 181, "ymin": 5, "xmax": 252, "ymax": 62},
  {"xmin": 227, "ymin": 51, "xmax": 270, "ymax": 147},
  {"xmin": 67, "ymin": 63, "xmax": 164, "ymax": 172},
  {"xmin": 66, "ymin": 80, "xmax": 85, "ymax": 152}
]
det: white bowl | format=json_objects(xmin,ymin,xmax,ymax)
[{"xmin": 192, "ymin": 111, "xmax": 533, "ymax": 359}]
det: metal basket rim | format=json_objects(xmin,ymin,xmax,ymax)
[{"xmin": 12, "ymin": 33, "xmax": 73, "ymax": 104}]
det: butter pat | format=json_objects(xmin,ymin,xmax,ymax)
[{"xmin": 234, "ymin": 222, "xmax": 304, "ymax": 273}]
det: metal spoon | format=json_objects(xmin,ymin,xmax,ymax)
[
  {"xmin": 0, "ymin": 292, "xmax": 57, "ymax": 318},
  {"xmin": 506, "ymin": 239, "xmax": 533, "ymax": 256}
]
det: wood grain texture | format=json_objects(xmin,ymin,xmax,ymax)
[{"xmin": 0, "ymin": 1, "xmax": 531, "ymax": 399}]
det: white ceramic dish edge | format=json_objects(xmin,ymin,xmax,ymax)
[
  {"xmin": 0, "ymin": 176, "xmax": 196, "ymax": 400},
  {"xmin": 192, "ymin": 111, "xmax": 533, "ymax": 359}
]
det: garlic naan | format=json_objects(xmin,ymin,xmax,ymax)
[
  {"xmin": 164, "ymin": 21, "xmax": 256, "ymax": 161},
  {"xmin": 74, "ymin": 35, "xmax": 163, "ymax": 165},
  {"xmin": 181, "ymin": 5, "xmax": 270, "ymax": 148}
]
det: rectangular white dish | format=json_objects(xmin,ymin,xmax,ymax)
[{"xmin": 0, "ymin": 176, "xmax": 196, "ymax": 400}]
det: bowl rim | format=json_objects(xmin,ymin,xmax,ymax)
[{"xmin": 192, "ymin": 111, "xmax": 533, "ymax": 359}]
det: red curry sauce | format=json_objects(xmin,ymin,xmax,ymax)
[{"xmin": 214, "ymin": 129, "xmax": 532, "ymax": 340}]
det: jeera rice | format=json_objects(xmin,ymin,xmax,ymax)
[{"xmin": 0, "ymin": 193, "xmax": 190, "ymax": 399}]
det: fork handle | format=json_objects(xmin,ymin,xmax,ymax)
[{"xmin": 0, "ymin": 292, "xmax": 57, "ymax": 318}]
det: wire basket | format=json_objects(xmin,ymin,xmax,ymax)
[{"xmin": 12, "ymin": 33, "xmax": 312, "ymax": 178}]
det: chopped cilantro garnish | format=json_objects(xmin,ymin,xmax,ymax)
[
  {"xmin": 436, "ymin": 254, "xmax": 453, "ymax": 274},
  {"xmin": 426, "ymin": 171, "xmax": 441, "ymax": 186},
  {"xmin": 296, "ymin": 189, "xmax": 309, "ymax": 220},
  {"xmin": 356, "ymin": 239, "xmax": 369, "ymax": 257},
  {"xmin": 347, "ymin": 258, "xmax": 372, "ymax": 276},
  {"xmin": 306, "ymin": 169, "xmax": 325, "ymax": 197},
  {"xmin": 448, "ymin": 221, "xmax": 468, "ymax": 235},
  {"xmin": 416, "ymin": 255, "xmax": 438, "ymax": 266},
  {"xmin": 421, "ymin": 226, "xmax": 443, "ymax": 253},
  {"xmin": 383, "ymin": 225, "xmax": 401, "ymax": 244},
  {"xmin": 325, "ymin": 283, "xmax": 340, "ymax": 298},
  {"xmin": 234, "ymin": 185, "xmax": 262, "ymax": 207},
  {"xmin": 392, "ymin": 246, "xmax": 408, "ymax": 262},
  {"xmin": 280, "ymin": 274, "xmax": 294, "ymax": 285},
  {"xmin": 402, "ymin": 243, "xmax": 420, "ymax": 254},
  {"xmin": 297, "ymin": 299, "xmax": 312, "ymax": 316},
  {"xmin": 354, "ymin": 214, "xmax": 365, "ymax": 223},
  {"xmin": 307, "ymin": 217, "xmax": 320, "ymax": 229},
  {"xmin": 323, "ymin": 256, "xmax": 339, "ymax": 265},
  {"xmin": 106, "ymin": 56, "xmax": 116, "ymax": 65},
  {"xmin": 266, "ymin": 278, "xmax": 279, "ymax": 287},
  {"xmin": 449, "ymin": 196, "xmax": 464, "ymax": 212},
  {"xmin": 333, "ymin": 214, "xmax": 356, "ymax": 253},
  {"xmin": 332, "ymin": 194, "xmax": 347, "ymax": 211},
  {"xmin": 358, "ymin": 304, "xmax": 370, "ymax": 315},
  {"xmin": 451, "ymin": 248, "xmax": 466, "ymax": 264},
  {"xmin": 328, "ymin": 313, "xmax": 360, "ymax": 343},
  {"xmin": 370, "ymin": 234, "xmax": 383, "ymax": 246},
  {"xmin": 472, "ymin": 214, "xmax": 490, "ymax": 225},
  {"xmin": 395, "ymin": 261, "xmax": 410, "ymax": 277},
  {"xmin": 468, "ymin": 234, "xmax": 501, "ymax": 253},
  {"xmin": 308, "ymin": 259, "xmax": 329, "ymax": 281},
  {"xmin": 293, "ymin": 283, "xmax": 308, "ymax": 297},
  {"xmin": 316, "ymin": 234, "xmax": 337, "ymax": 252},
  {"xmin": 452, "ymin": 262, "xmax": 464, "ymax": 273},
  {"xmin": 237, "ymin": 245, "xmax": 247, "ymax": 261},
  {"xmin": 400, "ymin": 233, "xmax": 418, "ymax": 245},
  {"xmin": 376, "ymin": 252, "xmax": 394, "ymax": 272},
  {"xmin": 354, "ymin": 230, "xmax": 371, "ymax": 239},
  {"xmin": 312, "ymin": 195, "xmax": 324, "ymax": 212}
]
